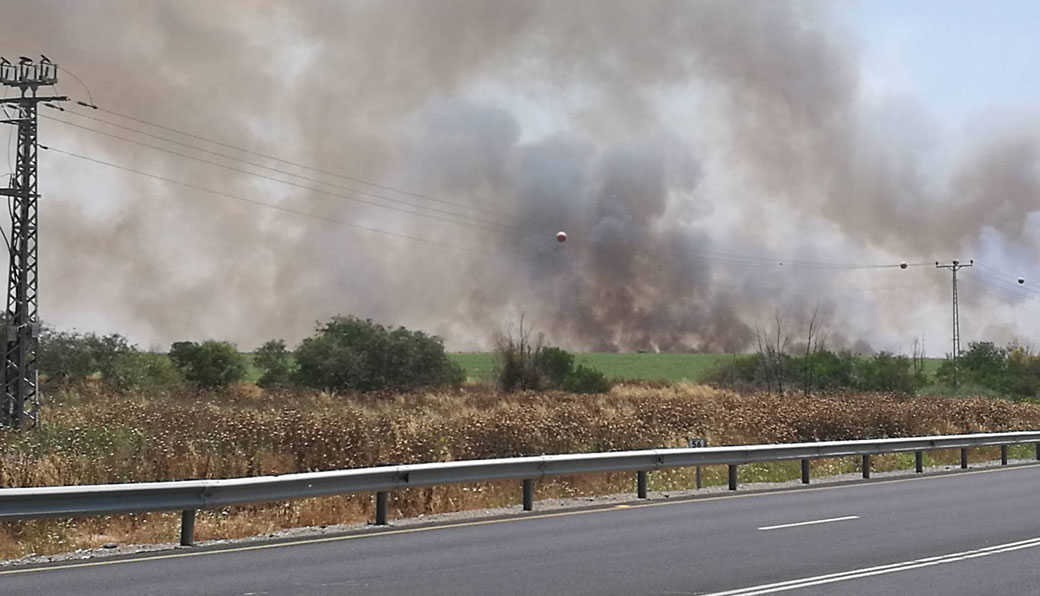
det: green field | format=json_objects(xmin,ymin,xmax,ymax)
[
  {"xmin": 243, "ymin": 351, "xmax": 949, "ymax": 385},
  {"xmin": 449, "ymin": 352, "xmax": 734, "ymax": 382},
  {"xmin": 449, "ymin": 352, "xmax": 949, "ymax": 384}
]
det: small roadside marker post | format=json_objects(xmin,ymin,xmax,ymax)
[
  {"xmin": 522, "ymin": 479, "xmax": 534, "ymax": 511},
  {"xmin": 688, "ymin": 437, "xmax": 707, "ymax": 489},
  {"xmin": 180, "ymin": 510, "xmax": 196, "ymax": 547}
]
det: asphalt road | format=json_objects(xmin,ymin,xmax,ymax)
[{"xmin": 4, "ymin": 464, "xmax": 1040, "ymax": 595}]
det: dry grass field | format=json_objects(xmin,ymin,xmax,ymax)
[{"xmin": 1, "ymin": 381, "xmax": 1038, "ymax": 559}]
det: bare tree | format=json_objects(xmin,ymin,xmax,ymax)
[
  {"xmin": 755, "ymin": 311, "xmax": 791, "ymax": 394},
  {"xmin": 803, "ymin": 305, "xmax": 821, "ymax": 396},
  {"xmin": 772, "ymin": 311, "xmax": 790, "ymax": 393},
  {"xmin": 912, "ymin": 337, "xmax": 927, "ymax": 386},
  {"xmin": 494, "ymin": 312, "xmax": 545, "ymax": 391},
  {"xmin": 754, "ymin": 325, "xmax": 772, "ymax": 392}
]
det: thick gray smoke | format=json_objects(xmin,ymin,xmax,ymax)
[{"xmin": 1, "ymin": 1, "xmax": 1038, "ymax": 353}]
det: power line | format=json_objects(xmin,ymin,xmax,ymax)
[
  {"xmin": 47, "ymin": 105, "xmax": 512, "ymax": 227},
  {"xmin": 971, "ymin": 269, "xmax": 1040, "ymax": 300},
  {"xmin": 681, "ymin": 246, "xmax": 933, "ymax": 270},
  {"xmin": 55, "ymin": 65, "xmax": 94, "ymax": 106},
  {"xmin": 653, "ymin": 246, "xmax": 930, "ymax": 272},
  {"xmin": 42, "ymin": 114, "xmax": 508, "ymax": 232},
  {"xmin": 40, "ymin": 145, "xmax": 484, "ymax": 254},
  {"xmin": 974, "ymin": 263, "xmax": 1036, "ymax": 293},
  {"xmin": 70, "ymin": 99, "xmax": 515, "ymax": 219}
]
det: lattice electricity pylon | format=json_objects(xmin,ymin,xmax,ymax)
[{"xmin": 0, "ymin": 56, "xmax": 66, "ymax": 428}]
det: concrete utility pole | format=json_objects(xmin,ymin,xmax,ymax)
[
  {"xmin": 0, "ymin": 56, "xmax": 66, "ymax": 428},
  {"xmin": 936, "ymin": 259, "xmax": 973, "ymax": 388}
]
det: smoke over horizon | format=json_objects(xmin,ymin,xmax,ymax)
[{"xmin": 2, "ymin": 1, "xmax": 1039, "ymax": 355}]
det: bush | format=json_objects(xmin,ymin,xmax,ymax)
[
  {"xmin": 562, "ymin": 364, "xmax": 612, "ymax": 394},
  {"xmin": 934, "ymin": 342, "xmax": 1040, "ymax": 398},
  {"xmin": 495, "ymin": 336, "xmax": 541, "ymax": 392},
  {"xmin": 959, "ymin": 342, "xmax": 1008, "ymax": 389},
  {"xmin": 854, "ymin": 351, "xmax": 917, "ymax": 394},
  {"xmin": 292, "ymin": 316, "xmax": 464, "ymax": 391},
  {"xmin": 1006, "ymin": 346, "xmax": 1040, "ymax": 398},
  {"xmin": 168, "ymin": 340, "xmax": 248, "ymax": 388},
  {"xmin": 807, "ymin": 350, "xmax": 857, "ymax": 390},
  {"xmin": 497, "ymin": 349, "xmax": 540, "ymax": 392},
  {"xmin": 254, "ymin": 339, "xmax": 295, "ymax": 388},
  {"xmin": 533, "ymin": 347, "xmax": 575, "ymax": 387},
  {"xmin": 39, "ymin": 328, "xmax": 141, "ymax": 387},
  {"xmin": 109, "ymin": 352, "xmax": 184, "ymax": 390},
  {"xmin": 38, "ymin": 328, "xmax": 97, "ymax": 382}
]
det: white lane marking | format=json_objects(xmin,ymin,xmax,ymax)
[
  {"xmin": 757, "ymin": 516, "xmax": 860, "ymax": 531},
  {"xmin": 705, "ymin": 536, "xmax": 1040, "ymax": 595}
]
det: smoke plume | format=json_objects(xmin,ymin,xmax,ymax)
[{"xmin": 0, "ymin": 1, "xmax": 1037, "ymax": 354}]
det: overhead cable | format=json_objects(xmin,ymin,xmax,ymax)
[{"xmin": 40, "ymin": 145, "xmax": 484, "ymax": 254}]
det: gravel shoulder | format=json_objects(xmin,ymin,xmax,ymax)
[{"xmin": 3, "ymin": 457, "xmax": 1036, "ymax": 569}]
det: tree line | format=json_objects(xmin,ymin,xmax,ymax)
[
  {"xmin": 38, "ymin": 315, "xmax": 464, "ymax": 392},
  {"xmin": 706, "ymin": 340, "xmax": 1040, "ymax": 399},
  {"xmin": 36, "ymin": 314, "xmax": 612, "ymax": 394}
]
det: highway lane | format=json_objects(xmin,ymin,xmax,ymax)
[{"xmin": 4, "ymin": 464, "xmax": 1040, "ymax": 595}]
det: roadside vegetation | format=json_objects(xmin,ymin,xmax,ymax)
[{"xmin": 2, "ymin": 381, "xmax": 1039, "ymax": 559}]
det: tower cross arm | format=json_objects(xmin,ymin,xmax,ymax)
[{"xmin": 0, "ymin": 95, "xmax": 67, "ymax": 105}]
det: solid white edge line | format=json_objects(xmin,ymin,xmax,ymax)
[
  {"xmin": 705, "ymin": 536, "xmax": 1040, "ymax": 596},
  {"xmin": 757, "ymin": 516, "xmax": 860, "ymax": 531}
]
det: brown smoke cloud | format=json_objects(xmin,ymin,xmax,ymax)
[{"xmin": 1, "ymin": 1, "xmax": 1037, "ymax": 353}]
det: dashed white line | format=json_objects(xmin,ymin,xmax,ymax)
[
  {"xmin": 705, "ymin": 536, "xmax": 1040, "ymax": 595},
  {"xmin": 757, "ymin": 515, "xmax": 860, "ymax": 531}
]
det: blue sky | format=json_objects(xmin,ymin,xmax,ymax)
[{"xmin": 849, "ymin": 1, "xmax": 1040, "ymax": 126}]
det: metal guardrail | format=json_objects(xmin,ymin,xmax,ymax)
[{"xmin": 2, "ymin": 431, "xmax": 1039, "ymax": 546}]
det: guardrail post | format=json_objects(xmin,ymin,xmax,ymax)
[
  {"xmin": 695, "ymin": 466, "xmax": 702, "ymax": 489},
  {"xmin": 1001, "ymin": 445, "xmax": 1008, "ymax": 466},
  {"xmin": 375, "ymin": 491, "xmax": 389, "ymax": 525},
  {"xmin": 728, "ymin": 464, "xmax": 738, "ymax": 490},
  {"xmin": 861, "ymin": 455, "xmax": 870, "ymax": 479},
  {"xmin": 961, "ymin": 448, "xmax": 968, "ymax": 469},
  {"xmin": 180, "ymin": 510, "xmax": 196, "ymax": 547},
  {"xmin": 636, "ymin": 471, "xmax": 648, "ymax": 499},
  {"xmin": 915, "ymin": 451, "xmax": 923, "ymax": 473},
  {"xmin": 1036, "ymin": 443, "xmax": 1040, "ymax": 461},
  {"xmin": 522, "ymin": 479, "xmax": 534, "ymax": 511},
  {"xmin": 800, "ymin": 459, "xmax": 810, "ymax": 484}
]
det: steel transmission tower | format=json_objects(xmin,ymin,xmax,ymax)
[
  {"xmin": 936, "ymin": 259, "xmax": 973, "ymax": 387},
  {"xmin": 0, "ymin": 56, "xmax": 66, "ymax": 428}
]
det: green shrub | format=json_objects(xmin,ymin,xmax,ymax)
[
  {"xmin": 254, "ymin": 339, "xmax": 295, "ymax": 388},
  {"xmin": 108, "ymin": 352, "xmax": 184, "ymax": 391},
  {"xmin": 494, "ymin": 335, "xmax": 549, "ymax": 392},
  {"xmin": 38, "ymin": 328, "xmax": 97, "ymax": 382},
  {"xmin": 39, "ymin": 328, "xmax": 143, "ymax": 387},
  {"xmin": 563, "ymin": 364, "xmax": 612, "ymax": 394},
  {"xmin": 533, "ymin": 347, "xmax": 574, "ymax": 387},
  {"xmin": 854, "ymin": 351, "xmax": 917, "ymax": 394},
  {"xmin": 292, "ymin": 316, "xmax": 464, "ymax": 391},
  {"xmin": 168, "ymin": 340, "xmax": 248, "ymax": 388}
]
